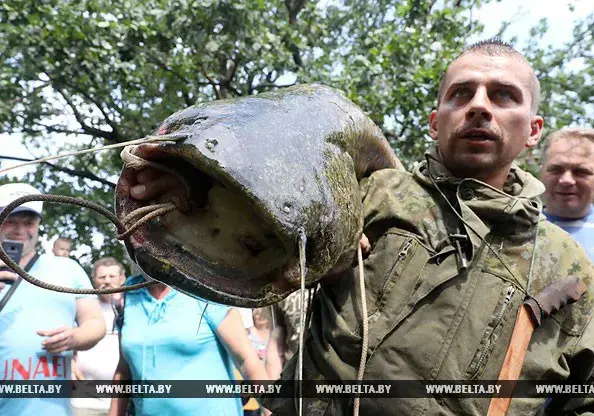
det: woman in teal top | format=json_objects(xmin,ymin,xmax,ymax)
[{"xmin": 109, "ymin": 275, "xmax": 270, "ymax": 416}]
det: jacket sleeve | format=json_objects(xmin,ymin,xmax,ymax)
[
  {"xmin": 546, "ymin": 237, "xmax": 594, "ymax": 416},
  {"xmin": 545, "ymin": 325, "xmax": 594, "ymax": 415}
]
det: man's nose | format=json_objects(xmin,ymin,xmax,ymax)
[
  {"xmin": 465, "ymin": 87, "xmax": 493, "ymax": 121},
  {"xmin": 558, "ymin": 170, "xmax": 576, "ymax": 186},
  {"xmin": 11, "ymin": 224, "xmax": 28, "ymax": 236}
]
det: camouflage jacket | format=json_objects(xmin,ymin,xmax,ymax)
[
  {"xmin": 273, "ymin": 290, "xmax": 312, "ymax": 363},
  {"xmin": 265, "ymin": 149, "xmax": 594, "ymax": 416}
]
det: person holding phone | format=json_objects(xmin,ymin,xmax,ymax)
[{"xmin": 0, "ymin": 183, "xmax": 105, "ymax": 416}]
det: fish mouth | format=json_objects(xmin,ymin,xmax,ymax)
[{"xmin": 115, "ymin": 142, "xmax": 296, "ymax": 307}]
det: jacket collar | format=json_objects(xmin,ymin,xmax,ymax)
[{"xmin": 413, "ymin": 147, "xmax": 544, "ymax": 246}]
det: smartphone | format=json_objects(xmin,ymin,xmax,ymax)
[{"xmin": 0, "ymin": 240, "xmax": 24, "ymax": 280}]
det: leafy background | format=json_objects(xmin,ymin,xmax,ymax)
[{"xmin": 1, "ymin": 0, "xmax": 592, "ymax": 272}]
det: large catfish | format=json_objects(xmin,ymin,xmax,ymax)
[{"xmin": 115, "ymin": 84, "xmax": 400, "ymax": 307}]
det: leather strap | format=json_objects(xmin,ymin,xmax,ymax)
[{"xmin": 0, "ymin": 252, "xmax": 41, "ymax": 313}]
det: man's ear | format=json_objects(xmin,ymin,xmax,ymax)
[
  {"xmin": 526, "ymin": 115, "xmax": 544, "ymax": 148},
  {"xmin": 429, "ymin": 110, "xmax": 439, "ymax": 140}
]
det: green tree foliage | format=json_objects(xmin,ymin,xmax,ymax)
[{"xmin": 0, "ymin": 0, "xmax": 592, "ymax": 269}]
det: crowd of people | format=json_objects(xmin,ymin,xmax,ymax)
[
  {"xmin": 1, "ymin": 38, "xmax": 594, "ymax": 415},
  {"xmin": 0, "ymin": 184, "xmax": 299, "ymax": 416}
]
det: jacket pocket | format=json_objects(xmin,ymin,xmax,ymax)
[
  {"xmin": 465, "ymin": 284, "xmax": 516, "ymax": 380},
  {"xmin": 366, "ymin": 233, "xmax": 416, "ymax": 325}
]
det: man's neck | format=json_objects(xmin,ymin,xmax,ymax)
[
  {"xmin": 148, "ymin": 283, "xmax": 171, "ymax": 300},
  {"xmin": 544, "ymin": 205, "xmax": 591, "ymax": 220},
  {"xmin": 440, "ymin": 154, "xmax": 511, "ymax": 190}
]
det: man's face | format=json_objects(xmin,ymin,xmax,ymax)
[
  {"xmin": 92, "ymin": 265, "xmax": 126, "ymax": 303},
  {"xmin": 52, "ymin": 240, "xmax": 72, "ymax": 257},
  {"xmin": 0, "ymin": 212, "xmax": 40, "ymax": 257},
  {"xmin": 541, "ymin": 139, "xmax": 594, "ymax": 219},
  {"xmin": 429, "ymin": 53, "xmax": 543, "ymax": 187}
]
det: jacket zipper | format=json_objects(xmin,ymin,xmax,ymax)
[
  {"xmin": 369, "ymin": 238, "xmax": 414, "ymax": 320},
  {"xmin": 382, "ymin": 238, "xmax": 414, "ymax": 295},
  {"xmin": 470, "ymin": 284, "xmax": 516, "ymax": 380},
  {"xmin": 398, "ymin": 239, "xmax": 413, "ymax": 262}
]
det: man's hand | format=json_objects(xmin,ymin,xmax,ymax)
[
  {"xmin": 37, "ymin": 326, "xmax": 77, "ymax": 354},
  {"xmin": 128, "ymin": 167, "xmax": 183, "ymax": 202},
  {"xmin": 0, "ymin": 269, "xmax": 18, "ymax": 293}
]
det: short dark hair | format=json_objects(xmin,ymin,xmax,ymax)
[
  {"xmin": 92, "ymin": 257, "xmax": 125, "ymax": 277},
  {"xmin": 541, "ymin": 127, "xmax": 594, "ymax": 166},
  {"xmin": 436, "ymin": 38, "xmax": 541, "ymax": 114}
]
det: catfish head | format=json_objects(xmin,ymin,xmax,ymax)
[{"xmin": 115, "ymin": 84, "xmax": 400, "ymax": 307}]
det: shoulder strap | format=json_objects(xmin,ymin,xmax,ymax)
[
  {"xmin": 0, "ymin": 252, "xmax": 41, "ymax": 313},
  {"xmin": 113, "ymin": 288, "xmax": 127, "ymax": 331}
]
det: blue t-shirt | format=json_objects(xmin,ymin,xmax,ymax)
[
  {"xmin": 0, "ymin": 254, "xmax": 93, "ymax": 416},
  {"xmin": 119, "ymin": 275, "xmax": 243, "ymax": 416},
  {"xmin": 545, "ymin": 205, "xmax": 594, "ymax": 262}
]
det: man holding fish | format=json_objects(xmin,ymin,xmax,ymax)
[{"xmin": 124, "ymin": 39, "xmax": 594, "ymax": 415}]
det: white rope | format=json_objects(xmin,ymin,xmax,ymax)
[
  {"xmin": 353, "ymin": 243, "xmax": 368, "ymax": 416},
  {"xmin": 0, "ymin": 134, "xmax": 187, "ymax": 174},
  {"xmin": 297, "ymin": 230, "xmax": 307, "ymax": 416}
]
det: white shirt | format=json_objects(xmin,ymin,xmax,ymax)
[{"xmin": 71, "ymin": 301, "xmax": 120, "ymax": 410}]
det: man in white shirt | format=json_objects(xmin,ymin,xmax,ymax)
[{"xmin": 71, "ymin": 257, "xmax": 126, "ymax": 416}]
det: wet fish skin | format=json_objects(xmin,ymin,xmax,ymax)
[{"xmin": 116, "ymin": 84, "xmax": 400, "ymax": 307}]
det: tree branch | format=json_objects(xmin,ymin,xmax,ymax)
[
  {"xmin": 20, "ymin": 121, "xmax": 93, "ymax": 138},
  {"xmin": 68, "ymin": 83, "xmax": 120, "ymax": 134},
  {"xmin": 0, "ymin": 155, "xmax": 116, "ymax": 188},
  {"xmin": 144, "ymin": 50, "xmax": 208, "ymax": 105},
  {"xmin": 246, "ymin": 72, "xmax": 256, "ymax": 95},
  {"xmin": 34, "ymin": 65, "xmax": 124, "ymax": 143},
  {"xmin": 284, "ymin": 0, "xmax": 307, "ymax": 67},
  {"xmin": 200, "ymin": 64, "xmax": 221, "ymax": 99},
  {"xmin": 225, "ymin": 58, "xmax": 239, "ymax": 84},
  {"xmin": 53, "ymin": 86, "xmax": 120, "ymax": 142}
]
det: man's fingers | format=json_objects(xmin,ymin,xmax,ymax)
[
  {"xmin": 37, "ymin": 326, "xmax": 67, "ymax": 337},
  {"xmin": 136, "ymin": 167, "xmax": 165, "ymax": 184},
  {"xmin": 0, "ymin": 271, "xmax": 18, "ymax": 282},
  {"xmin": 42, "ymin": 333, "xmax": 71, "ymax": 354},
  {"xmin": 0, "ymin": 270, "xmax": 17, "ymax": 289},
  {"xmin": 44, "ymin": 338, "xmax": 68, "ymax": 348},
  {"xmin": 42, "ymin": 332, "xmax": 67, "ymax": 347},
  {"xmin": 130, "ymin": 174, "xmax": 181, "ymax": 200}
]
